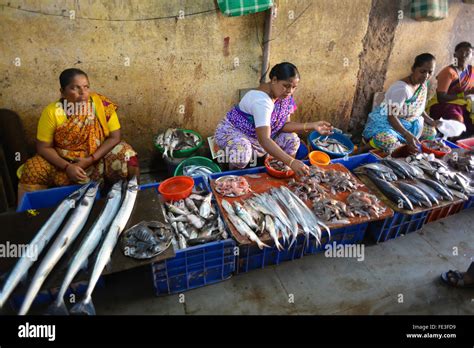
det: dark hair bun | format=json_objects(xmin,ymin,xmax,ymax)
[{"xmin": 269, "ymin": 62, "xmax": 299, "ymax": 80}]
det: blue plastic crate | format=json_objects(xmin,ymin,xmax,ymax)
[
  {"xmin": 152, "ymin": 239, "xmax": 236, "ymax": 295},
  {"xmin": 304, "ymin": 223, "xmax": 368, "ymax": 255},
  {"xmin": 236, "ymin": 233, "xmax": 306, "ymax": 274},
  {"xmin": 9, "ymin": 278, "xmax": 105, "ymax": 312},
  {"xmin": 367, "ymin": 211, "xmax": 428, "ymax": 243},
  {"xmin": 17, "ymin": 182, "xmax": 158, "ymax": 212},
  {"xmin": 464, "ymin": 195, "xmax": 474, "ymax": 210},
  {"xmin": 151, "ymin": 175, "xmax": 235, "ymax": 295}
]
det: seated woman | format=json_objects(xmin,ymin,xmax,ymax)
[
  {"xmin": 426, "ymin": 41, "xmax": 474, "ymax": 137},
  {"xmin": 18, "ymin": 68, "xmax": 138, "ymax": 199},
  {"xmin": 362, "ymin": 53, "xmax": 438, "ymax": 154},
  {"xmin": 214, "ymin": 62, "xmax": 333, "ymax": 177}
]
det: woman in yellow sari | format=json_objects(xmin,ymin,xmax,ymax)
[{"xmin": 19, "ymin": 68, "xmax": 138, "ymax": 199}]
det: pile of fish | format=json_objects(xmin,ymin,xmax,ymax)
[
  {"xmin": 121, "ymin": 221, "xmax": 173, "ymax": 259},
  {"xmin": 313, "ymin": 136, "xmax": 349, "ymax": 154},
  {"xmin": 0, "ymin": 178, "xmax": 139, "ymax": 316},
  {"xmin": 355, "ymin": 151, "xmax": 474, "ymax": 210},
  {"xmin": 288, "ymin": 176, "xmax": 327, "ymax": 202},
  {"xmin": 183, "ymin": 165, "xmax": 214, "ymax": 177},
  {"xmin": 346, "ymin": 191, "xmax": 386, "ymax": 218},
  {"xmin": 445, "ymin": 151, "xmax": 474, "ymax": 175},
  {"xmin": 268, "ymin": 158, "xmax": 291, "ymax": 172},
  {"xmin": 406, "ymin": 153, "xmax": 473, "ymax": 197},
  {"xmin": 155, "ymin": 128, "xmax": 201, "ymax": 158},
  {"xmin": 164, "ymin": 190, "xmax": 228, "ymax": 250},
  {"xmin": 422, "ymin": 139, "xmax": 451, "ymax": 153},
  {"xmin": 221, "ymin": 186, "xmax": 330, "ymax": 250},
  {"xmin": 214, "ymin": 175, "xmax": 250, "ymax": 197},
  {"xmin": 301, "ymin": 166, "xmax": 361, "ymax": 194},
  {"xmin": 313, "ymin": 198, "xmax": 353, "ymax": 224}
]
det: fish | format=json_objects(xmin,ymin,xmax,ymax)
[
  {"xmin": 313, "ymin": 137, "xmax": 349, "ymax": 154},
  {"xmin": 396, "ymin": 182, "xmax": 432, "ymax": 208},
  {"xmin": 18, "ymin": 183, "xmax": 99, "ymax": 315},
  {"xmin": 163, "ymin": 190, "xmax": 227, "ymax": 250},
  {"xmin": 166, "ymin": 212, "xmax": 188, "ymax": 223},
  {"xmin": 268, "ymin": 159, "xmax": 291, "ymax": 172},
  {"xmin": 184, "ymin": 165, "xmax": 214, "ymax": 177},
  {"xmin": 187, "ymin": 214, "xmax": 206, "ymax": 229},
  {"xmin": 121, "ymin": 221, "xmax": 173, "ymax": 260},
  {"xmin": 45, "ymin": 182, "xmax": 123, "ymax": 315},
  {"xmin": 221, "ymin": 200, "xmax": 269, "ymax": 249},
  {"xmin": 184, "ymin": 197, "xmax": 199, "ymax": 214},
  {"xmin": 381, "ymin": 158, "xmax": 411, "ymax": 179},
  {"xmin": 157, "ymin": 128, "xmax": 200, "ymax": 158},
  {"xmin": 199, "ymin": 193, "xmax": 212, "ymax": 219},
  {"xmin": 418, "ymin": 177, "xmax": 454, "ymax": 201},
  {"xmin": 415, "ymin": 182, "xmax": 442, "ymax": 204},
  {"xmin": 355, "ymin": 163, "xmax": 398, "ymax": 181},
  {"xmin": 264, "ymin": 215, "xmax": 284, "ymax": 251},
  {"xmin": 161, "ymin": 128, "xmax": 175, "ymax": 158},
  {"xmin": 187, "ymin": 234, "xmax": 222, "ymax": 246},
  {"xmin": 69, "ymin": 177, "xmax": 138, "ymax": 316},
  {"xmin": 214, "ymin": 175, "xmax": 250, "ymax": 197},
  {"xmin": 366, "ymin": 173, "xmax": 414, "ymax": 210},
  {"xmin": 346, "ymin": 191, "xmax": 386, "ymax": 218},
  {"xmin": 177, "ymin": 221, "xmax": 191, "ymax": 239},
  {"xmin": 233, "ymin": 201, "xmax": 259, "ymax": 230},
  {"xmin": 423, "ymin": 139, "xmax": 451, "ymax": 152},
  {"xmin": 165, "ymin": 203, "xmax": 188, "ymax": 216},
  {"xmin": 0, "ymin": 183, "xmax": 91, "ymax": 309}
]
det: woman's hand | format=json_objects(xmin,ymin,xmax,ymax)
[
  {"xmin": 75, "ymin": 156, "xmax": 94, "ymax": 170},
  {"xmin": 405, "ymin": 133, "xmax": 420, "ymax": 153},
  {"xmin": 290, "ymin": 159, "xmax": 310, "ymax": 177},
  {"xmin": 312, "ymin": 121, "xmax": 333, "ymax": 135},
  {"xmin": 65, "ymin": 164, "xmax": 88, "ymax": 182}
]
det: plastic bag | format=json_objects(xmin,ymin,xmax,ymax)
[{"xmin": 437, "ymin": 118, "xmax": 466, "ymax": 139}]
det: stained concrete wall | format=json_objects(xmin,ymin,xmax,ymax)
[
  {"xmin": 0, "ymin": 0, "xmax": 265, "ymax": 160},
  {"xmin": 1, "ymin": 0, "xmax": 473, "ymax": 162},
  {"xmin": 270, "ymin": 0, "xmax": 372, "ymax": 130}
]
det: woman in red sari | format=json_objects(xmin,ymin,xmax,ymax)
[
  {"xmin": 426, "ymin": 42, "xmax": 474, "ymax": 136},
  {"xmin": 18, "ymin": 68, "xmax": 139, "ymax": 201}
]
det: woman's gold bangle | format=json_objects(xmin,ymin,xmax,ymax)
[
  {"xmin": 288, "ymin": 158, "xmax": 295, "ymax": 168},
  {"xmin": 303, "ymin": 123, "xmax": 308, "ymax": 132}
]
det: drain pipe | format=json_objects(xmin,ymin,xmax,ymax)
[{"xmin": 260, "ymin": 7, "xmax": 274, "ymax": 83}]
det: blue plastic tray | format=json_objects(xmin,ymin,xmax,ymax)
[
  {"xmin": 304, "ymin": 223, "xmax": 368, "ymax": 255},
  {"xmin": 367, "ymin": 211, "xmax": 428, "ymax": 243},
  {"xmin": 236, "ymin": 234, "xmax": 306, "ymax": 274}
]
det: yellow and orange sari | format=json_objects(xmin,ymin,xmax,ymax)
[{"xmin": 20, "ymin": 93, "xmax": 137, "ymax": 191}]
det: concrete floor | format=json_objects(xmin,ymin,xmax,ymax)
[{"xmin": 85, "ymin": 208, "xmax": 474, "ymax": 315}]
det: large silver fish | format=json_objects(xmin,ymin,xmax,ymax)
[
  {"xmin": 221, "ymin": 200, "xmax": 269, "ymax": 249},
  {"xmin": 18, "ymin": 183, "xmax": 99, "ymax": 315},
  {"xmin": 0, "ymin": 183, "xmax": 91, "ymax": 308},
  {"xmin": 45, "ymin": 182, "xmax": 123, "ymax": 315},
  {"xmin": 70, "ymin": 177, "xmax": 138, "ymax": 315}
]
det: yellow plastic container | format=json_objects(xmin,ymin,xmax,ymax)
[{"xmin": 309, "ymin": 151, "xmax": 330, "ymax": 166}]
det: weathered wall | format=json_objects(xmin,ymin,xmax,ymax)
[
  {"xmin": 0, "ymin": 0, "xmax": 265, "ymax": 160},
  {"xmin": 1, "ymin": 0, "xmax": 473, "ymax": 162},
  {"xmin": 384, "ymin": 0, "xmax": 474, "ymax": 90},
  {"xmin": 270, "ymin": 0, "xmax": 372, "ymax": 130}
]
